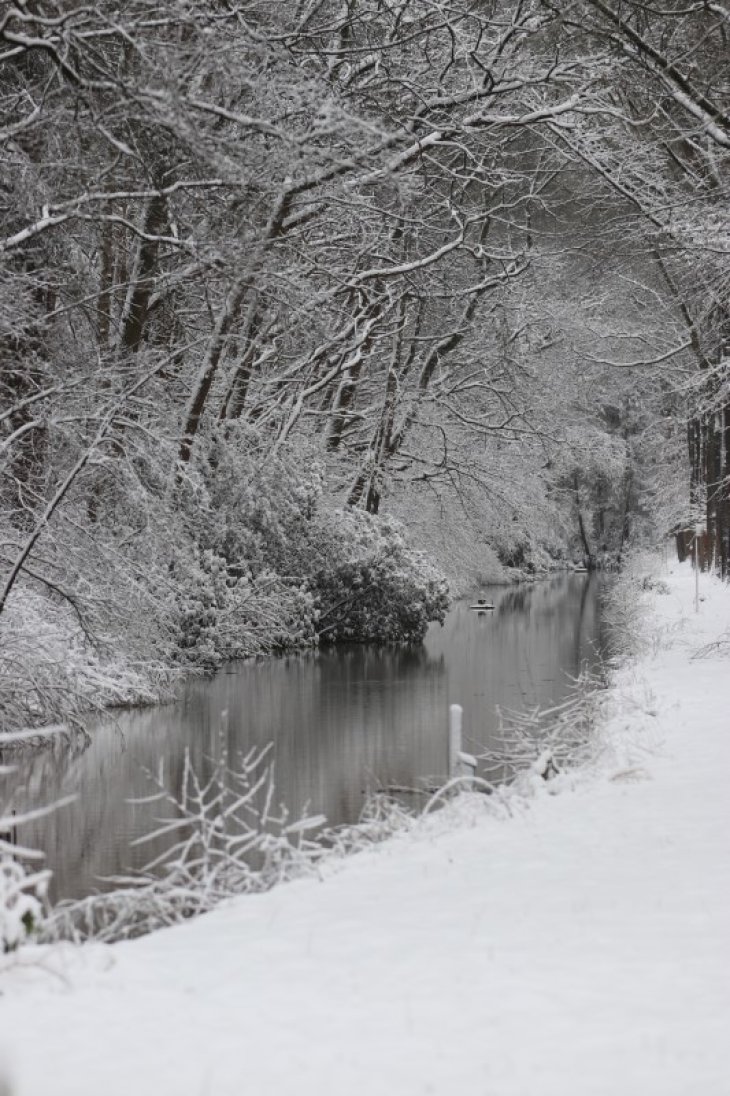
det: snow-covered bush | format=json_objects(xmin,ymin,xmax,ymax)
[
  {"xmin": 0, "ymin": 588, "xmax": 175, "ymax": 735},
  {"xmin": 324, "ymin": 793, "xmax": 415, "ymax": 853},
  {"xmin": 481, "ymin": 667, "xmax": 609, "ymax": 789},
  {"xmin": 47, "ymin": 746, "xmax": 414, "ymax": 944},
  {"xmin": 47, "ymin": 744, "xmax": 317, "ymax": 941},
  {"xmin": 0, "ymin": 788, "xmax": 53, "ymax": 952},
  {"xmin": 185, "ymin": 424, "xmax": 325, "ymax": 579},
  {"xmin": 0, "ymin": 855, "xmax": 48, "ymax": 953},
  {"xmin": 601, "ymin": 550, "xmax": 674, "ymax": 660},
  {"xmin": 173, "ymin": 547, "xmax": 316, "ymax": 670},
  {"xmin": 311, "ymin": 508, "xmax": 450, "ymax": 643},
  {"xmin": 175, "ymin": 426, "xmax": 449, "ymax": 654}
]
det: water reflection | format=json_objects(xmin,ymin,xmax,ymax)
[
  {"xmin": 428, "ymin": 575, "xmax": 603, "ymax": 763},
  {"xmin": 4, "ymin": 574, "xmax": 605, "ymax": 902}
]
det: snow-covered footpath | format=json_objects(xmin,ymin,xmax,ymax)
[{"xmin": 1, "ymin": 560, "xmax": 729, "ymax": 1096}]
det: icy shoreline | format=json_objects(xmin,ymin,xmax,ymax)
[{"xmin": 1, "ymin": 557, "xmax": 729, "ymax": 1096}]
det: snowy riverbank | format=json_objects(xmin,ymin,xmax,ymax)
[{"xmin": 2, "ymin": 556, "xmax": 729, "ymax": 1096}]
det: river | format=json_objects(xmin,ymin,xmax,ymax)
[{"xmin": 3, "ymin": 573, "xmax": 606, "ymax": 902}]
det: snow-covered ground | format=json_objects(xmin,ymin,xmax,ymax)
[{"xmin": 1, "ymin": 559, "xmax": 729, "ymax": 1096}]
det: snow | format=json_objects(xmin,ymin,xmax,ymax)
[{"xmin": 1, "ymin": 559, "xmax": 729, "ymax": 1096}]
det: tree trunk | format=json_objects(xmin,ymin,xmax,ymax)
[{"xmin": 118, "ymin": 193, "xmax": 168, "ymax": 352}]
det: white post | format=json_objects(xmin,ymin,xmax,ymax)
[
  {"xmin": 448, "ymin": 703, "xmax": 478, "ymax": 781},
  {"xmin": 449, "ymin": 704, "xmax": 463, "ymax": 779},
  {"xmin": 695, "ymin": 522, "xmax": 702, "ymax": 613}
]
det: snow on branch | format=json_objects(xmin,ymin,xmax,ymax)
[
  {"xmin": 44, "ymin": 740, "xmax": 423, "ymax": 945},
  {"xmin": 480, "ymin": 667, "xmax": 610, "ymax": 790}
]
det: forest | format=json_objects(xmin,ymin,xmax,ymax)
[{"xmin": 1, "ymin": 0, "xmax": 728, "ymax": 735}]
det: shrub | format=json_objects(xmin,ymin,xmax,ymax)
[
  {"xmin": 0, "ymin": 855, "xmax": 48, "ymax": 952},
  {"xmin": 46, "ymin": 746, "xmax": 415, "ymax": 944},
  {"xmin": 174, "ymin": 426, "xmax": 449, "ymax": 655},
  {"xmin": 0, "ymin": 793, "xmax": 53, "ymax": 952},
  {"xmin": 311, "ymin": 509, "xmax": 450, "ymax": 643},
  {"xmin": 173, "ymin": 547, "xmax": 316, "ymax": 670},
  {"xmin": 0, "ymin": 588, "xmax": 174, "ymax": 735}
]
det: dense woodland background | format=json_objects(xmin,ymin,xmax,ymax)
[{"xmin": 1, "ymin": 0, "xmax": 728, "ymax": 732}]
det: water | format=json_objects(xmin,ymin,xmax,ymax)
[{"xmin": 3, "ymin": 574, "xmax": 605, "ymax": 902}]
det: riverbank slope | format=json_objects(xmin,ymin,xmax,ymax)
[{"xmin": 2, "ymin": 557, "xmax": 729, "ymax": 1096}]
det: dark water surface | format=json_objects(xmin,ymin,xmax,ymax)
[{"xmin": 5, "ymin": 574, "xmax": 605, "ymax": 901}]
